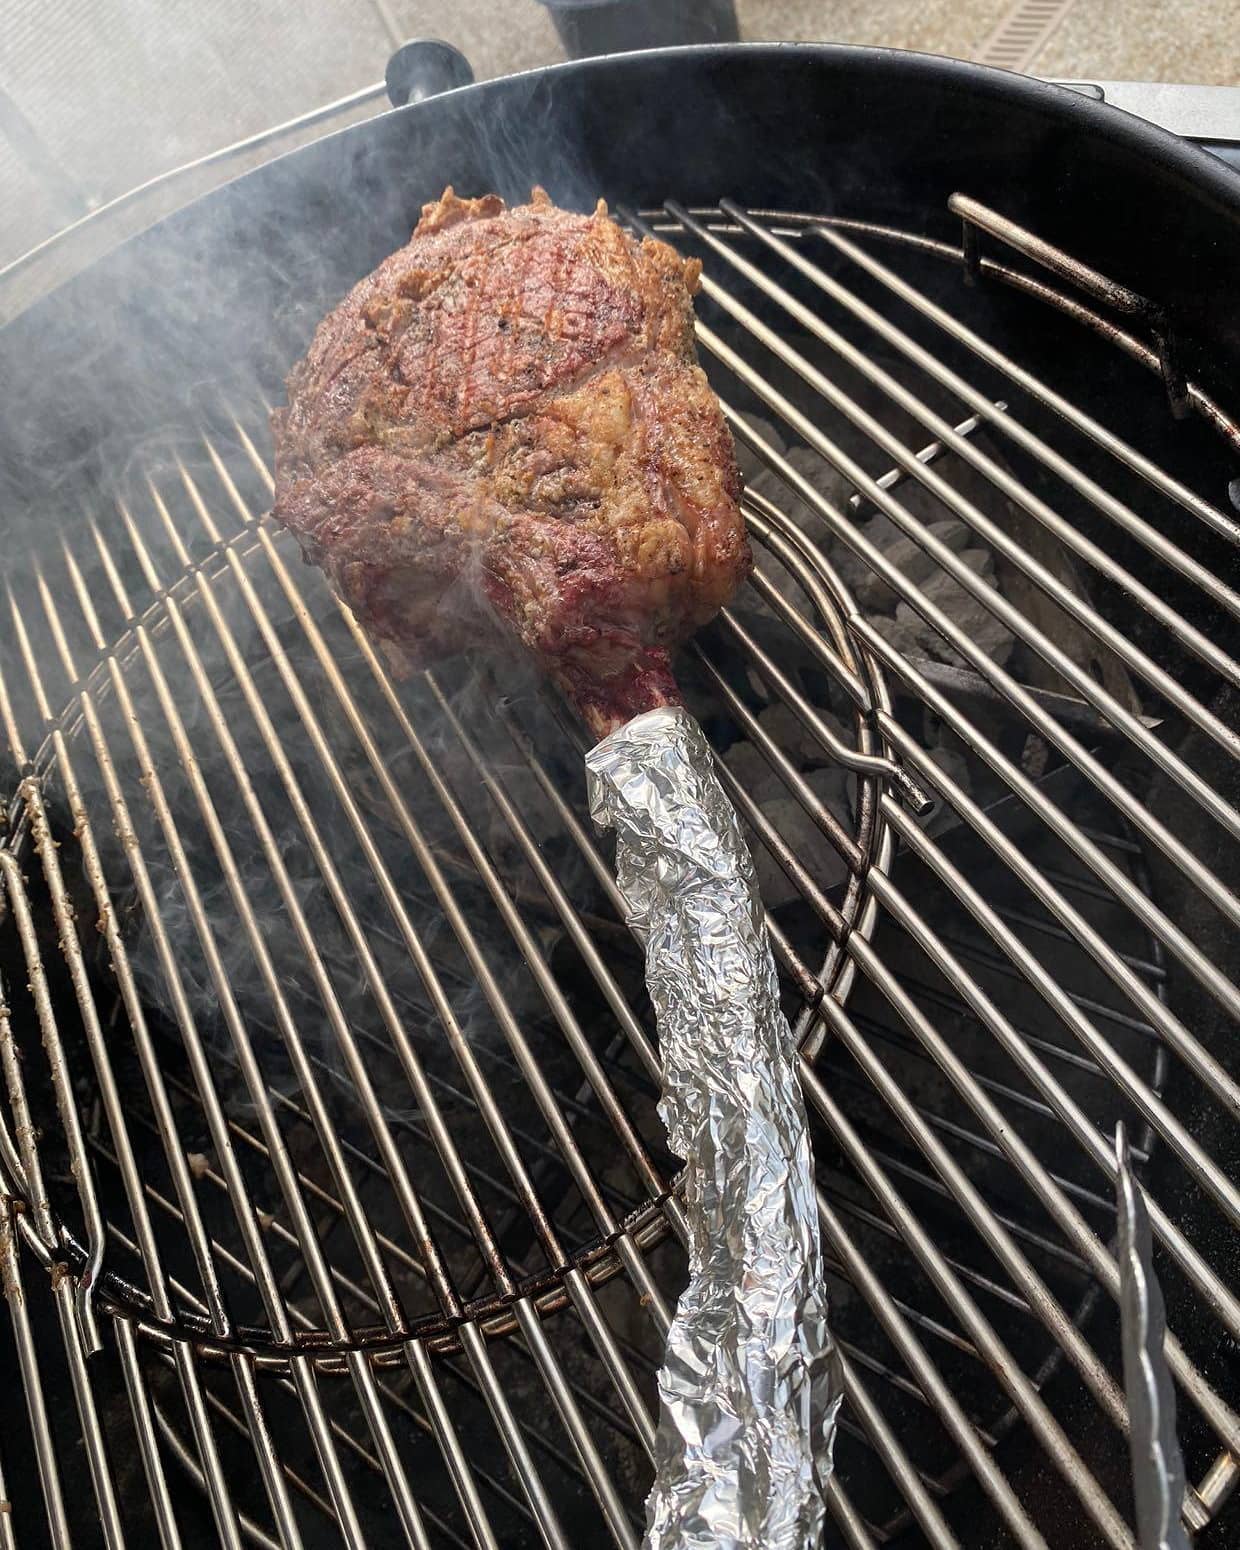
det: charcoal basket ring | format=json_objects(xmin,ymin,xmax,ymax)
[{"xmin": 0, "ymin": 503, "xmax": 891, "ymax": 1363}]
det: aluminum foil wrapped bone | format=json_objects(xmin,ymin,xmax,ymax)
[{"xmin": 586, "ymin": 705, "xmax": 841, "ymax": 1550}]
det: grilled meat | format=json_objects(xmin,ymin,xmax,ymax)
[{"xmin": 270, "ymin": 186, "xmax": 749, "ymax": 737}]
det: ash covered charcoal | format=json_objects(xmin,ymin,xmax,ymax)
[
  {"xmin": 750, "ymin": 767, "xmax": 852, "ymax": 908},
  {"xmin": 943, "ymin": 548, "xmax": 1000, "ymax": 589},
  {"xmin": 758, "ymin": 446, "xmax": 868, "ymax": 588},
  {"xmin": 863, "ymin": 541, "xmax": 1010, "ymax": 670},
  {"xmin": 740, "ymin": 439, "xmax": 987, "ymax": 617},
  {"xmin": 861, "ymin": 510, "xmax": 902, "ymax": 549},
  {"xmin": 751, "ymin": 444, "xmax": 853, "ymax": 523},
  {"xmin": 929, "ymin": 517, "xmax": 973, "ymax": 555},
  {"xmin": 733, "ymin": 411, "xmax": 787, "ymax": 476},
  {"xmin": 870, "ymin": 611, "xmax": 933, "ymax": 665},
  {"xmin": 720, "ymin": 701, "xmax": 850, "ymax": 797},
  {"xmin": 755, "ymin": 699, "xmax": 847, "ymax": 768},
  {"xmin": 854, "ymin": 518, "xmax": 972, "ymax": 611},
  {"xmin": 856, "ymin": 534, "xmax": 937, "ymax": 611},
  {"xmin": 890, "ymin": 554, "xmax": 1011, "ymax": 669},
  {"xmin": 722, "ymin": 738, "xmax": 787, "ymax": 805},
  {"xmin": 722, "ymin": 700, "xmax": 855, "ymax": 777},
  {"xmin": 916, "ymin": 745, "xmax": 973, "ymax": 839},
  {"xmin": 720, "ymin": 698, "xmax": 857, "ymax": 909}
]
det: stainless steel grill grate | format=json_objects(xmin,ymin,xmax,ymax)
[{"xmin": 1, "ymin": 196, "xmax": 1238, "ymax": 1549}]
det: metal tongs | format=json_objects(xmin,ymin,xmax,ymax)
[{"xmin": 1115, "ymin": 1122, "xmax": 1191, "ymax": 1550}]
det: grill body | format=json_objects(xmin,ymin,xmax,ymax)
[
  {"xmin": 5, "ymin": 43, "xmax": 1240, "ymax": 483},
  {"xmin": 1, "ymin": 44, "xmax": 1239, "ymax": 1550}
]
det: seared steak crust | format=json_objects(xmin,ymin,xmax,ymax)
[{"xmin": 271, "ymin": 186, "xmax": 748, "ymax": 735}]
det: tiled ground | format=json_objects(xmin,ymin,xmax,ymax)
[{"xmin": 1, "ymin": 0, "xmax": 1236, "ymax": 292}]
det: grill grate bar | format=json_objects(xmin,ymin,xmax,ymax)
[
  {"xmin": 184, "ymin": 455, "xmax": 686, "ymax": 1300},
  {"xmin": 825, "ymin": 1477, "xmax": 885, "ymax": 1550},
  {"xmin": 985, "ymin": 907, "xmax": 1163, "ymax": 979},
  {"xmin": 732, "ymin": 419, "xmax": 1240, "ymax": 1061},
  {"xmin": 92, "ymin": 412, "xmax": 1147, "ymax": 1537},
  {"xmin": 132, "ymin": 987, "xmax": 1043, "ymax": 1400},
  {"xmin": 150, "ymin": 1325, "xmax": 483, "ymax": 1550},
  {"xmin": 817, "ymin": 214, "xmax": 1240, "ymax": 545},
  {"xmin": 515, "ymin": 1301, "xmax": 640, "ymax": 1550},
  {"xmin": 138, "ymin": 462, "xmax": 672, "ymax": 1540},
  {"xmin": 852, "ymin": 991, "xmax": 1110, "ymax": 1084},
  {"xmin": 828, "ymin": 1054, "xmax": 1119, "ymax": 1230},
  {"xmin": 0, "ymin": 842, "xmax": 106, "ymax": 1350},
  {"xmin": 111, "ymin": 1158, "xmax": 603, "ymax": 1543},
  {"xmin": 48, "ymin": 1254, "xmax": 127, "ymax": 1543},
  {"xmin": 110, "ymin": 494, "xmax": 513, "ymax": 1313},
  {"xmin": 871, "ymin": 643, "xmax": 1238, "ymax": 1020},
  {"xmin": 894, "ymin": 928, "xmax": 1166, "ymax": 1043},
  {"xmin": 113, "ymin": 1315, "xmax": 193, "ymax": 1550},
  {"xmin": 46, "ymin": 545, "xmax": 445, "ymax": 1547},
  {"xmin": 404, "ymin": 1340, "xmax": 510, "ymax": 1550},
  {"xmin": 0, "ymin": 922, "xmax": 137, "ymax": 1548},
  {"xmin": 237, "ymin": 452, "xmax": 1184, "ymax": 1543},
  {"xmin": 109, "ymin": 480, "xmax": 678, "ymax": 1525},
  {"xmin": 13, "ymin": 600, "xmax": 474, "ymax": 1543},
  {"xmin": 828, "ymin": 1172, "xmax": 1081, "ymax": 1317},
  {"xmin": 589, "ymin": 363, "xmax": 1240, "ymax": 1467},
  {"xmin": 4, "ymin": 194, "xmax": 1239, "ymax": 1545},
  {"xmin": 496, "ymin": 477, "xmax": 1240, "ymax": 1469},
  {"xmin": 118, "ymin": 461, "xmax": 1054, "ymax": 1438},
  {"xmin": 146, "ymin": 1381, "xmax": 292, "ymax": 1550},
  {"xmin": 190, "ymin": 452, "xmax": 668, "ymax": 1232},
  {"xmin": 886, "ymin": 778, "xmax": 1240, "ymax": 1227},
  {"xmin": 828, "ymin": 1015, "xmax": 1133, "ymax": 1399},
  {"xmin": 654, "ymin": 203, "xmax": 1240, "ymax": 537},
  {"xmin": 816, "ymin": 1183, "xmax": 1049, "ymax": 1547},
  {"xmin": 190, "ymin": 1385, "xmax": 336, "ymax": 1538},
  {"xmin": 847, "ymin": 405, "xmax": 1001, "ymax": 519},
  {"xmin": 803, "ymin": 1059, "xmax": 1135, "ymax": 1547},
  {"xmin": 693, "ymin": 559, "xmax": 1240, "ymax": 1323},
  {"xmin": 399, "ymin": 415, "xmax": 1240, "ymax": 1488},
  {"xmin": 721, "ymin": 201, "xmax": 1240, "ymax": 616},
  {"xmin": 6, "ymin": 585, "xmax": 380, "ymax": 1539},
  {"xmin": 0, "ymin": 1197, "xmax": 72, "ymax": 1547},
  {"xmin": 839, "ymin": 1335, "xmax": 996, "ymax": 1442},
  {"xmin": 0, "ymin": 704, "xmax": 251, "ymax": 1546},
  {"xmin": 102, "ymin": 1183, "xmax": 529, "ymax": 1538},
  {"xmin": 419, "ymin": 672, "xmax": 666, "ymax": 1090},
  {"xmin": 717, "ymin": 328, "xmax": 1240, "ymax": 864},
  {"xmin": 835, "ymin": 1350, "xmax": 961, "ymax": 1546},
  {"xmin": 673, "ymin": 202, "xmax": 1240, "ymax": 724}
]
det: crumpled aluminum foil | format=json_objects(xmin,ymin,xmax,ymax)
[{"xmin": 586, "ymin": 705, "xmax": 841, "ymax": 1550}]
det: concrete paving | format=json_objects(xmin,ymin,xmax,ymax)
[
  {"xmin": 739, "ymin": 0, "xmax": 1007, "ymax": 62},
  {"xmin": 1033, "ymin": 0, "xmax": 1238, "ymax": 87},
  {"xmin": 1, "ymin": 0, "xmax": 1236, "ymax": 282}
]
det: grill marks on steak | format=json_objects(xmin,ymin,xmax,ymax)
[{"xmin": 270, "ymin": 186, "xmax": 749, "ymax": 736}]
